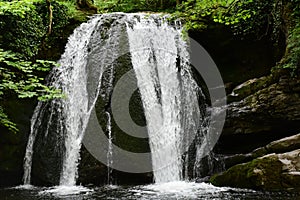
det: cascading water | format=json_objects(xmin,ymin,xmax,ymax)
[
  {"xmin": 23, "ymin": 13, "xmax": 207, "ymax": 186},
  {"xmin": 23, "ymin": 16, "xmax": 101, "ymax": 186},
  {"xmin": 126, "ymin": 15, "xmax": 202, "ymax": 183}
]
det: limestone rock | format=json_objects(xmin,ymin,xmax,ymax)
[
  {"xmin": 211, "ymin": 149, "xmax": 300, "ymax": 191},
  {"xmin": 223, "ymin": 75, "xmax": 300, "ymax": 137},
  {"xmin": 258, "ymin": 133, "xmax": 300, "ymax": 155},
  {"xmin": 221, "ymin": 133, "xmax": 300, "ymax": 170},
  {"xmin": 228, "ymin": 75, "xmax": 275, "ymax": 102}
]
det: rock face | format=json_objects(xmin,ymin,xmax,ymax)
[
  {"xmin": 211, "ymin": 71, "xmax": 300, "ymax": 190},
  {"xmin": 220, "ymin": 133, "xmax": 300, "ymax": 169},
  {"xmin": 226, "ymin": 73, "xmax": 300, "ymax": 135},
  {"xmin": 252, "ymin": 133, "xmax": 300, "ymax": 157},
  {"xmin": 0, "ymin": 98, "xmax": 36, "ymax": 187},
  {"xmin": 78, "ymin": 146, "xmax": 152, "ymax": 185},
  {"xmin": 217, "ymin": 71, "xmax": 300, "ymax": 153},
  {"xmin": 211, "ymin": 149, "xmax": 300, "ymax": 191},
  {"xmin": 211, "ymin": 133, "xmax": 300, "ymax": 190}
]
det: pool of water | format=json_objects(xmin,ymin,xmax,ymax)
[{"xmin": 1, "ymin": 182, "xmax": 299, "ymax": 200}]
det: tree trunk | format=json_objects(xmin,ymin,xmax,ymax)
[{"xmin": 46, "ymin": 0, "xmax": 52, "ymax": 35}]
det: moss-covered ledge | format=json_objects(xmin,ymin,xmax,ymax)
[{"xmin": 210, "ymin": 149, "xmax": 300, "ymax": 191}]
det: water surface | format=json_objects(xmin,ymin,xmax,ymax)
[{"xmin": 1, "ymin": 182, "xmax": 299, "ymax": 200}]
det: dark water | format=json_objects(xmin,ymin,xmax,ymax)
[{"xmin": 1, "ymin": 182, "xmax": 300, "ymax": 200}]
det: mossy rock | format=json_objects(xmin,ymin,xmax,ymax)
[
  {"xmin": 228, "ymin": 75, "xmax": 275, "ymax": 103},
  {"xmin": 211, "ymin": 149, "xmax": 300, "ymax": 191},
  {"xmin": 210, "ymin": 154, "xmax": 283, "ymax": 190}
]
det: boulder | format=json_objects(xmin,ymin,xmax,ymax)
[
  {"xmin": 225, "ymin": 75, "xmax": 300, "ymax": 136},
  {"xmin": 227, "ymin": 75, "xmax": 276, "ymax": 103},
  {"xmin": 220, "ymin": 133, "xmax": 300, "ymax": 169},
  {"xmin": 253, "ymin": 133, "xmax": 300, "ymax": 157},
  {"xmin": 218, "ymin": 72, "xmax": 300, "ymax": 153},
  {"xmin": 211, "ymin": 149, "xmax": 300, "ymax": 191}
]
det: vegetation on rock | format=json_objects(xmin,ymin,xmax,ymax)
[
  {"xmin": 210, "ymin": 154, "xmax": 283, "ymax": 190},
  {"xmin": 211, "ymin": 149, "xmax": 300, "ymax": 191}
]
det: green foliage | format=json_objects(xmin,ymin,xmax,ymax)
[
  {"xmin": 290, "ymin": 0, "xmax": 300, "ymax": 17},
  {"xmin": 176, "ymin": 0, "xmax": 285, "ymax": 40},
  {"xmin": 36, "ymin": 1, "xmax": 69, "ymax": 31},
  {"xmin": 0, "ymin": 106, "xmax": 18, "ymax": 133},
  {"xmin": 0, "ymin": 0, "xmax": 74, "ymax": 59},
  {"xmin": 0, "ymin": 0, "xmax": 40, "ymax": 17},
  {"xmin": 0, "ymin": 49, "xmax": 64, "ymax": 132},
  {"xmin": 35, "ymin": 1, "xmax": 71, "ymax": 50},
  {"xmin": 0, "ymin": 0, "xmax": 72, "ymax": 133},
  {"xmin": 0, "ymin": 49, "xmax": 63, "ymax": 100},
  {"xmin": 95, "ymin": 0, "xmax": 177, "ymax": 13},
  {"xmin": 279, "ymin": 24, "xmax": 300, "ymax": 71},
  {"xmin": 56, "ymin": 0, "xmax": 87, "ymax": 22},
  {"xmin": 0, "ymin": 0, "xmax": 45, "ymax": 59},
  {"xmin": 177, "ymin": 0, "xmax": 300, "ymax": 71}
]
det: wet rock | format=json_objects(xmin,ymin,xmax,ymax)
[
  {"xmin": 195, "ymin": 176, "xmax": 210, "ymax": 183},
  {"xmin": 220, "ymin": 133, "xmax": 300, "ymax": 170},
  {"xmin": 77, "ymin": 146, "xmax": 107, "ymax": 185},
  {"xmin": 228, "ymin": 75, "xmax": 275, "ymax": 103},
  {"xmin": 222, "ymin": 153, "xmax": 253, "ymax": 169},
  {"xmin": 226, "ymin": 80, "xmax": 300, "ymax": 134},
  {"xmin": 255, "ymin": 133, "xmax": 300, "ymax": 155},
  {"xmin": 219, "ymin": 73, "xmax": 300, "ymax": 153},
  {"xmin": 78, "ymin": 146, "xmax": 153, "ymax": 185},
  {"xmin": 211, "ymin": 149, "xmax": 300, "ymax": 191}
]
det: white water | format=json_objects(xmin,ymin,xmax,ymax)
[
  {"xmin": 106, "ymin": 111, "xmax": 113, "ymax": 185},
  {"xmin": 58, "ymin": 17, "xmax": 102, "ymax": 186},
  {"xmin": 23, "ymin": 103, "xmax": 43, "ymax": 185},
  {"xmin": 141, "ymin": 181, "xmax": 228, "ymax": 195},
  {"xmin": 39, "ymin": 185, "xmax": 93, "ymax": 196},
  {"xmin": 127, "ymin": 181, "xmax": 242, "ymax": 200},
  {"xmin": 126, "ymin": 14, "xmax": 201, "ymax": 183},
  {"xmin": 23, "ymin": 16, "xmax": 104, "ymax": 186}
]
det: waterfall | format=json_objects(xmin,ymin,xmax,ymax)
[
  {"xmin": 126, "ymin": 14, "xmax": 202, "ymax": 183},
  {"xmin": 57, "ymin": 17, "xmax": 101, "ymax": 186},
  {"xmin": 23, "ymin": 13, "xmax": 205, "ymax": 186},
  {"xmin": 23, "ymin": 16, "xmax": 102, "ymax": 186}
]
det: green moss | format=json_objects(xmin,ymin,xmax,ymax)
[
  {"xmin": 272, "ymin": 1, "xmax": 300, "ymax": 73},
  {"xmin": 277, "ymin": 23, "xmax": 300, "ymax": 72},
  {"xmin": 210, "ymin": 155, "xmax": 283, "ymax": 190}
]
